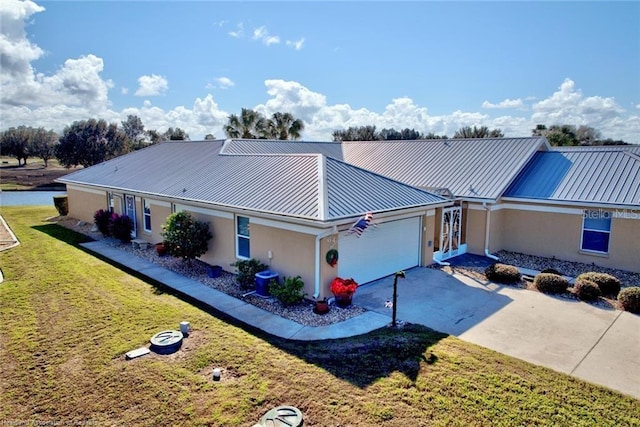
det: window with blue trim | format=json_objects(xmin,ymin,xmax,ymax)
[
  {"xmin": 236, "ymin": 216, "xmax": 250, "ymax": 258},
  {"xmin": 581, "ymin": 210, "xmax": 611, "ymax": 253}
]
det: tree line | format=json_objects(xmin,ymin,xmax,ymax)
[{"xmin": 1, "ymin": 111, "xmax": 630, "ymax": 169}]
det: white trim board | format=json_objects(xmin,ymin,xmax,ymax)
[
  {"xmin": 173, "ymin": 204, "xmax": 234, "ymax": 219},
  {"xmin": 467, "ymin": 202, "xmax": 582, "ymax": 215},
  {"xmin": 66, "ymin": 184, "xmax": 106, "ymax": 196}
]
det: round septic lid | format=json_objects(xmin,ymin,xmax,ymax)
[
  {"xmin": 260, "ymin": 406, "xmax": 303, "ymax": 427},
  {"xmin": 150, "ymin": 330, "xmax": 184, "ymax": 354}
]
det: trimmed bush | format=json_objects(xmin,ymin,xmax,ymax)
[
  {"xmin": 94, "ymin": 209, "xmax": 111, "ymax": 236},
  {"xmin": 231, "ymin": 258, "xmax": 268, "ymax": 290},
  {"xmin": 541, "ymin": 268, "xmax": 562, "ymax": 276},
  {"xmin": 53, "ymin": 195, "xmax": 68, "ymax": 216},
  {"xmin": 573, "ymin": 278, "xmax": 601, "ymax": 302},
  {"xmin": 576, "ymin": 272, "xmax": 621, "ymax": 297},
  {"xmin": 269, "ymin": 275, "xmax": 306, "ymax": 306},
  {"xmin": 484, "ymin": 263, "xmax": 522, "ymax": 284},
  {"xmin": 534, "ymin": 273, "xmax": 569, "ymax": 294},
  {"xmin": 162, "ymin": 211, "xmax": 213, "ymax": 265},
  {"xmin": 108, "ymin": 213, "xmax": 133, "ymax": 243},
  {"xmin": 618, "ymin": 287, "xmax": 640, "ymax": 313}
]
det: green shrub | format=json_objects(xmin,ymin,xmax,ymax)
[
  {"xmin": 162, "ymin": 211, "xmax": 213, "ymax": 265},
  {"xmin": 618, "ymin": 287, "xmax": 640, "ymax": 313},
  {"xmin": 576, "ymin": 272, "xmax": 621, "ymax": 297},
  {"xmin": 108, "ymin": 213, "xmax": 133, "ymax": 243},
  {"xmin": 534, "ymin": 273, "xmax": 569, "ymax": 294},
  {"xmin": 573, "ymin": 279, "xmax": 601, "ymax": 302},
  {"xmin": 94, "ymin": 209, "xmax": 111, "ymax": 236},
  {"xmin": 53, "ymin": 195, "xmax": 68, "ymax": 216},
  {"xmin": 269, "ymin": 276, "xmax": 306, "ymax": 306},
  {"xmin": 541, "ymin": 268, "xmax": 562, "ymax": 275},
  {"xmin": 484, "ymin": 263, "xmax": 522, "ymax": 284},
  {"xmin": 231, "ymin": 258, "xmax": 268, "ymax": 290}
]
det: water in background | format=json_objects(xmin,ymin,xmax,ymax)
[{"xmin": 0, "ymin": 191, "xmax": 66, "ymax": 206}]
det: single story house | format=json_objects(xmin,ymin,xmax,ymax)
[
  {"xmin": 59, "ymin": 137, "xmax": 640, "ymax": 301},
  {"xmin": 57, "ymin": 140, "xmax": 451, "ymax": 299},
  {"xmin": 221, "ymin": 138, "xmax": 640, "ymax": 273}
]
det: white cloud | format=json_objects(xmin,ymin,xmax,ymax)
[
  {"xmin": 482, "ymin": 98, "xmax": 524, "ymax": 109},
  {"xmin": 215, "ymin": 77, "xmax": 234, "ymax": 89},
  {"xmin": 286, "ymin": 38, "xmax": 305, "ymax": 51},
  {"xmin": 121, "ymin": 87, "xmax": 129, "ymax": 95},
  {"xmin": 253, "ymin": 26, "xmax": 280, "ymax": 46},
  {"xmin": 135, "ymin": 74, "xmax": 168, "ymax": 97},
  {"xmin": 228, "ymin": 22, "xmax": 244, "ymax": 38}
]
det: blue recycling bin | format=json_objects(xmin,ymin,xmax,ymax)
[{"xmin": 255, "ymin": 270, "xmax": 278, "ymax": 297}]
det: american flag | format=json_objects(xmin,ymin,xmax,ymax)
[{"xmin": 348, "ymin": 212, "xmax": 375, "ymax": 237}]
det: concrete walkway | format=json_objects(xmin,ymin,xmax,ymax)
[{"xmin": 80, "ymin": 241, "xmax": 639, "ymax": 399}]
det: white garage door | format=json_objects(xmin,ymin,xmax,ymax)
[{"xmin": 338, "ymin": 217, "xmax": 421, "ymax": 285}]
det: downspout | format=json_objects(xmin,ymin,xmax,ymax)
[
  {"xmin": 314, "ymin": 227, "xmax": 337, "ymax": 299},
  {"xmin": 483, "ymin": 202, "xmax": 500, "ymax": 261}
]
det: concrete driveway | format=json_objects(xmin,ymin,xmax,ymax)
[{"xmin": 354, "ymin": 267, "xmax": 640, "ymax": 399}]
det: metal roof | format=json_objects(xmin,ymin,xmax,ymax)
[
  {"xmin": 58, "ymin": 140, "xmax": 447, "ymax": 222},
  {"xmin": 504, "ymin": 147, "xmax": 640, "ymax": 207},
  {"xmin": 223, "ymin": 137, "xmax": 549, "ymax": 200}
]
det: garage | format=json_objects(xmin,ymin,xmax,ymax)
[{"xmin": 338, "ymin": 216, "xmax": 421, "ymax": 285}]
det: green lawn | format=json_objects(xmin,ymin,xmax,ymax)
[{"xmin": 1, "ymin": 206, "xmax": 638, "ymax": 426}]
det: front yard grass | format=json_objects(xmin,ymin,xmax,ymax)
[{"xmin": 1, "ymin": 206, "xmax": 638, "ymax": 426}]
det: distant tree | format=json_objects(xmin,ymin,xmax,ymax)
[
  {"xmin": 332, "ymin": 125, "xmax": 379, "ymax": 141},
  {"xmin": 30, "ymin": 128, "xmax": 58, "ymax": 167},
  {"xmin": 56, "ymin": 119, "xmax": 129, "ymax": 168},
  {"xmin": 575, "ymin": 125, "xmax": 602, "ymax": 145},
  {"xmin": 121, "ymin": 115, "xmax": 145, "ymax": 144},
  {"xmin": 423, "ymin": 132, "xmax": 448, "ymax": 140},
  {"xmin": 533, "ymin": 123, "xmax": 629, "ymax": 146},
  {"xmin": 146, "ymin": 129, "xmax": 163, "ymax": 144},
  {"xmin": 266, "ymin": 112, "xmax": 304, "ymax": 140},
  {"xmin": 224, "ymin": 108, "xmax": 269, "ymax": 139},
  {"xmin": 453, "ymin": 126, "xmax": 504, "ymax": 139},
  {"xmin": 163, "ymin": 127, "xmax": 189, "ymax": 141},
  {"xmin": 204, "ymin": 133, "xmax": 216, "ymax": 140},
  {"xmin": 1, "ymin": 126, "xmax": 31, "ymax": 165}
]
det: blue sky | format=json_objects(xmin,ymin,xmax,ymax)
[{"xmin": 2, "ymin": 1, "xmax": 639, "ymax": 142}]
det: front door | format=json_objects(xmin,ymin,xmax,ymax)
[
  {"xmin": 439, "ymin": 206, "xmax": 462, "ymax": 260},
  {"xmin": 125, "ymin": 195, "xmax": 137, "ymax": 238}
]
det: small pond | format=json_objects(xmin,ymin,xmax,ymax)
[{"xmin": 0, "ymin": 191, "xmax": 66, "ymax": 206}]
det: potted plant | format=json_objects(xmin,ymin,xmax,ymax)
[
  {"xmin": 155, "ymin": 242, "xmax": 167, "ymax": 256},
  {"xmin": 313, "ymin": 298, "xmax": 330, "ymax": 315},
  {"xmin": 330, "ymin": 277, "xmax": 358, "ymax": 308}
]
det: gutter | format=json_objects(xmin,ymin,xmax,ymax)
[
  {"xmin": 314, "ymin": 226, "xmax": 337, "ymax": 299},
  {"xmin": 482, "ymin": 202, "xmax": 500, "ymax": 261}
]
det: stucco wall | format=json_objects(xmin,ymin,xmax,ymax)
[
  {"xmin": 421, "ymin": 212, "xmax": 435, "ymax": 266},
  {"xmin": 501, "ymin": 206, "xmax": 640, "ymax": 273},
  {"xmin": 137, "ymin": 201, "xmax": 172, "ymax": 245},
  {"xmin": 319, "ymin": 234, "xmax": 339, "ymax": 299},
  {"xmin": 251, "ymin": 223, "xmax": 317, "ymax": 299},
  {"xmin": 465, "ymin": 206, "xmax": 486, "ymax": 255},
  {"xmin": 66, "ymin": 186, "xmax": 107, "ymax": 223}
]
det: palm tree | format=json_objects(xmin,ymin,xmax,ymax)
[
  {"xmin": 267, "ymin": 112, "xmax": 305, "ymax": 140},
  {"xmin": 223, "ymin": 108, "xmax": 268, "ymax": 139}
]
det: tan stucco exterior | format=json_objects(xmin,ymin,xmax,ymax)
[
  {"xmin": 464, "ymin": 205, "xmax": 486, "ymax": 254},
  {"xmin": 66, "ymin": 186, "xmax": 107, "ymax": 223},
  {"xmin": 500, "ymin": 204, "xmax": 640, "ymax": 273},
  {"xmin": 251, "ymin": 223, "xmax": 317, "ymax": 299}
]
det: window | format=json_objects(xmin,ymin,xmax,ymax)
[
  {"xmin": 107, "ymin": 192, "xmax": 115, "ymax": 213},
  {"xmin": 236, "ymin": 216, "xmax": 250, "ymax": 258},
  {"xmin": 581, "ymin": 210, "xmax": 611, "ymax": 253},
  {"xmin": 143, "ymin": 199, "xmax": 152, "ymax": 232}
]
